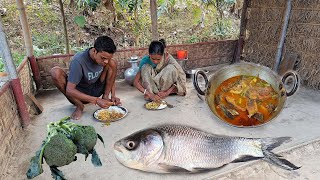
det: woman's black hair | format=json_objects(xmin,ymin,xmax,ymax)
[
  {"xmin": 159, "ymin": 39, "xmax": 166, "ymax": 48},
  {"xmin": 149, "ymin": 39, "xmax": 166, "ymax": 55},
  {"xmin": 94, "ymin": 36, "xmax": 117, "ymax": 54}
]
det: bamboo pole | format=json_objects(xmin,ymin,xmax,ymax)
[
  {"xmin": 16, "ymin": 0, "xmax": 41, "ymax": 89},
  {"xmin": 150, "ymin": 0, "xmax": 158, "ymax": 40},
  {"xmin": 274, "ymin": 0, "xmax": 292, "ymax": 72},
  {"xmin": 0, "ymin": 17, "xmax": 31, "ymax": 127},
  {"xmin": 16, "ymin": 0, "xmax": 33, "ymax": 56}
]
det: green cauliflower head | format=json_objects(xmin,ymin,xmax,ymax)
[
  {"xmin": 43, "ymin": 132, "xmax": 77, "ymax": 167},
  {"xmin": 73, "ymin": 125, "xmax": 98, "ymax": 152}
]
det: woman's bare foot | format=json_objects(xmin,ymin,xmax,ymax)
[{"xmin": 71, "ymin": 106, "xmax": 83, "ymax": 120}]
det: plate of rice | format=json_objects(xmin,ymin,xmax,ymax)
[
  {"xmin": 93, "ymin": 106, "xmax": 128, "ymax": 122},
  {"xmin": 144, "ymin": 101, "xmax": 167, "ymax": 110}
]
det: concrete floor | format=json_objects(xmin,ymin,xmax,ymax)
[{"xmin": 3, "ymin": 72, "xmax": 320, "ymax": 180}]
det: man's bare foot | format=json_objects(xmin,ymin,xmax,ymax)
[{"xmin": 71, "ymin": 106, "xmax": 83, "ymax": 120}]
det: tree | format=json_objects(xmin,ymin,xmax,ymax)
[{"xmin": 150, "ymin": 0, "xmax": 158, "ymax": 40}]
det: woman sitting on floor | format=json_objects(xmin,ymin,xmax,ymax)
[{"xmin": 133, "ymin": 39, "xmax": 187, "ymax": 101}]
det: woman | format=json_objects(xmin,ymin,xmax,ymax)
[{"xmin": 133, "ymin": 39, "xmax": 187, "ymax": 101}]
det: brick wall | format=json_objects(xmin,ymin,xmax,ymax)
[{"xmin": 37, "ymin": 40, "xmax": 237, "ymax": 89}]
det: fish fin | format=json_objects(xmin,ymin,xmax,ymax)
[
  {"xmin": 260, "ymin": 137, "xmax": 291, "ymax": 151},
  {"xmin": 260, "ymin": 137, "xmax": 300, "ymax": 171},
  {"xmin": 231, "ymin": 155, "xmax": 262, "ymax": 163},
  {"xmin": 262, "ymin": 150, "xmax": 300, "ymax": 171},
  {"xmin": 192, "ymin": 167, "xmax": 217, "ymax": 173},
  {"xmin": 158, "ymin": 163, "xmax": 191, "ymax": 173}
]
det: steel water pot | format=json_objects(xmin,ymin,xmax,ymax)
[
  {"xmin": 124, "ymin": 55, "xmax": 140, "ymax": 85},
  {"xmin": 193, "ymin": 62, "xmax": 299, "ymax": 127}
]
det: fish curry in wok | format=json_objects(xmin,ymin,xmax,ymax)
[{"xmin": 214, "ymin": 75, "xmax": 279, "ymax": 126}]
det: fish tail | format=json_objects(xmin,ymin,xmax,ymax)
[{"xmin": 260, "ymin": 137, "xmax": 300, "ymax": 171}]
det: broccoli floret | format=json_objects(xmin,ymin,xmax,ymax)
[
  {"xmin": 74, "ymin": 126, "xmax": 97, "ymax": 152},
  {"xmin": 43, "ymin": 130, "xmax": 77, "ymax": 167},
  {"xmin": 26, "ymin": 117, "xmax": 104, "ymax": 179},
  {"xmin": 60, "ymin": 122, "xmax": 104, "ymax": 166}
]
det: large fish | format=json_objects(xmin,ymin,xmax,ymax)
[{"xmin": 114, "ymin": 125, "xmax": 300, "ymax": 173}]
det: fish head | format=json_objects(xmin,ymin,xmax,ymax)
[{"xmin": 114, "ymin": 129, "xmax": 164, "ymax": 170}]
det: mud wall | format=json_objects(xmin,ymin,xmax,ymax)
[
  {"xmin": 243, "ymin": 0, "xmax": 320, "ymax": 89},
  {"xmin": 0, "ymin": 57, "xmax": 35, "ymax": 174},
  {"xmin": 37, "ymin": 40, "xmax": 237, "ymax": 90}
]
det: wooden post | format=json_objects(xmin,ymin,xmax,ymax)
[
  {"xmin": 150, "ymin": 0, "xmax": 158, "ymax": 40},
  {"xmin": 58, "ymin": 0, "xmax": 70, "ymax": 54},
  {"xmin": 234, "ymin": 0, "xmax": 250, "ymax": 63}
]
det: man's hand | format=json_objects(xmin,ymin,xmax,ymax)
[
  {"xmin": 96, "ymin": 98, "xmax": 114, "ymax": 108},
  {"xmin": 111, "ymin": 96, "xmax": 121, "ymax": 106}
]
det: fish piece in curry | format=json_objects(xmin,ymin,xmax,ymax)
[{"xmin": 214, "ymin": 75, "xmax": 279, "ymax": 126}]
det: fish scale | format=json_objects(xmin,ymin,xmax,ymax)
[
  {"xmin": 114, "ymin": 124, "xmax": 300, "ymax": 173},
  {"xmin": 155, "ymin": 126, "xmax": 262, "ymax": 169}
]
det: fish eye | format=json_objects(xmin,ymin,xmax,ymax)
[{"xmin": 126, "ymin": 141, "xmax": 135, "ymax": 150}]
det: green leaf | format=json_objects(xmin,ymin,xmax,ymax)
[
  {"xmin": 50, "ymin": 166, "xmax": 66, "ymax": 180},
  {"xmin": 74, "ymin": 16, "xmax": 86, "ymax": 28},
  {"xmin": 77, "ymin": 143, "xmax": 90, "ymax": 160},
  {"xmin": 97, "ymin": 133, "xmax": 105, "ymax": 147},
  {"xmin": 26, "ymin": 142, "xmax": 46, "ymax": 179},
  {"xmin": 91, "ymin": 149, "xmax": 102, "ymax": 167}
]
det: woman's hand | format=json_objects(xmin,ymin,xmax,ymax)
[
  {"xmin": 145, "ymin": 92, "xmax": 161, "ymax": 101},
  {"xmin": 157, "ymin": 91, "xmax": 170, "ymax": 99},
  {"xmin": 96, "ymin": 98, "xmax": 114, "ymax": 108}
]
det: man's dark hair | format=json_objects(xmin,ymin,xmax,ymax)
[
  {"xmin": 149, "ymin": 40, "xmax": 165, "ymax": 55},
  {"xmin": 94, "ymin": 36, "xmax": 117, "ymax": 54}
]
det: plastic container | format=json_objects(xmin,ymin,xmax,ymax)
[{"xmin": 177, "ymin": 50, "xmax": 188, "ymax": 60}]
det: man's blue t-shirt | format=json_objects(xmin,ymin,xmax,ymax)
[
  {"xmin": 139, "ymin": 55, "xmax": 157, "ymax": 70},
  {"xmin": 68, "ymin": 48, "xmax": 103, "ymax": 88}
]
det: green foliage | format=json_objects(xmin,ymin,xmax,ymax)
[
  {"xmin": 2, "ymin": 0, "xmax": 240, "ymax": 59},
  {"xmin": 0, "ymin": 53, "xmax": 25, "ymax": 72},
  {"xmin": 32, "ymin": 32, "xmax": 65, "ymax": 56},
  {"xmin": 212, "ymin": 19, "xmax": 238, "ymax": 39},
  {"xmin": 77, "ymin": 0, "xmax": 102, "ymax": 11},
  {"xmin": 27, "ymin": 3, "xmax": 59, "ymax": 25},
  {"xmin": 187, "ymin": 35, "xmax": 201, "ymax": 43},
  {"xmin": 192, "ymin": 6, "xmax": 202, "ymax": 24},
  {"xmin": 71, "ymin": 46, "xmax": 88, "ymax": 53},
  {"xmin": 0, "ymin": 59, "xmax": 4, "ymax": 72},
  {"xmin": 74, "ymin": 15, "xmax": 86, "ymax": 28},
  {"xmin": 117, "ymin": 0, "xmax": 143, "ymax": 12}
]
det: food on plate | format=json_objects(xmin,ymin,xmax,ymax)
[
  {"xmin": 214, "ymin": 75, "xmax": 279, "ymax": 126},
  {"xmin": 97, "ymin": 109, "xmax": 125, "ymax": 121},
  {"xmin": 145, "ymin": 101, "xmax": 162, "ymax": 109}
]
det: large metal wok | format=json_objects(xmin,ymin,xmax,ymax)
[{"xmin": 193, "ymin": 62, "xmax": 299, "ymax": 127}]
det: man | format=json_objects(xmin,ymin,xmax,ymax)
[{"xmin": 50, "ymin": 36, "xmax": 121, "ymax": 120}]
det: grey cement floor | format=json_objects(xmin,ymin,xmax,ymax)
[{"xmin": 3, "ymin": 73, "xmax": 320, "ymax": 180}]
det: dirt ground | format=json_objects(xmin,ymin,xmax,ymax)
[{"xmin": 2, "ymin": 73, "xmax": 320, "ymax": 180}]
